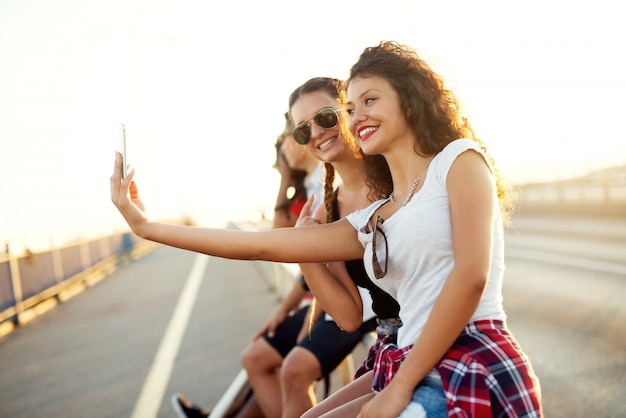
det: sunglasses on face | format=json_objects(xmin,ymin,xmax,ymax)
[{"xmin": 292, "ymin": 107, "xmax": 343, "ymax": 145}]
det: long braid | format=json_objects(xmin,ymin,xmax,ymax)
[
  {"xmin": 323, "ymin": 162, "xmax": 336, "ymax": 224},
  {"xmin": 308, "ymin": 162, "xmax": 337, "ymax": 336},
  {"xmin": 287, "ymin": 77, "xmax": 354, "ymax": 336}
]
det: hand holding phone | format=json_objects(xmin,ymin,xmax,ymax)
[{"xmin": 119, "ymin": 123, "xmax": 127, "ymax": 179}]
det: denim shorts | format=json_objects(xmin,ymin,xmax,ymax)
[{"xmin": 397, "ymin": 373, "xmax": 447, "ymax": 418}]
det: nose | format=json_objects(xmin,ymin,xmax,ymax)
[
  {"xmin": 309, "ymin": 121, "xmax": 326, "ymax": 142},
  {"xmin": 348, "ymin": 108, "xmax": 365, "ymax": 133}
]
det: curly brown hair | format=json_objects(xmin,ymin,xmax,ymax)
[{"xmin": 347, "ymin": 41, "xmax": 513, "ymax": 219}]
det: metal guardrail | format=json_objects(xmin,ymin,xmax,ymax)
[
  {"xmin": 1, "ymin": 220, "xmax": 371, "ymax": 416},
  {"xmin": 512, "ymin": 172, "xmax": 626, "ymax": 219},
  {"xmin": 515, "ymin": 170, "xmax": 626, "ymax": 205},
  {"xmin": 0, "ymin": 232, "xmax": 157, "ymax": 338}
]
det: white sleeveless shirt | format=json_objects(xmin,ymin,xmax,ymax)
[{"xmin": 346, "ymin": 139, "xmax": 507, "ymax": 348}]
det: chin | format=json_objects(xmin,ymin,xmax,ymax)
[{"xmin": 359, "ymin": 141, "xmax": 378, "ymax": 155}]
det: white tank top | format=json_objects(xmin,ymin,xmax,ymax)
[{"xmin": 347, "ymin": 139, "xmax": 506, "ymax": 348}]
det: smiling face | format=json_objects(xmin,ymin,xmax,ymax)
[
  {"xmin": 290, "ymin": 91, "xmax": 349, "ymax": 163},
  {"xmin": 346, "ymin": 75, "xmax": 413, "ymax": 156}
]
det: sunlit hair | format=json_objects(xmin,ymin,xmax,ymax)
[
  {"xmin": 288, "ymin": 77, "xmax": 392, "ymax": 223},
  {"xmin": 347, "ymin": 40, "xmax": 513, "ymax": 219},
  {"xmin": 274, "ymin": 112, "xmax": 308, "ymax": 216}
]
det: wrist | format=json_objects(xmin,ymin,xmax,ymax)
[
  {"xmin": 387, "ymin": 372, "xmax": 418, "ymax": 396},
  {"xmin": 131, "ymin": 219, "xmax": 150, "ymax": 239},
  {"xmin": 276, "ymin": 304, "xmax": 291, "ymax": 316},
  {"xmin": 390, "ymin": 365, "xmax": 423, "ymax": 393}
]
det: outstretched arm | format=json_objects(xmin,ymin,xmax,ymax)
[{"xmin": 110, "ymin": 153, "xmax": 363, "ymax": 263}]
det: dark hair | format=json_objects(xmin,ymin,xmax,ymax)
[
  {"xmin": 288, "ymin": 77, "xmax": 392, "ymax": 222},
  {"xmin": 348, "ymin": 41, "xmax": 512, "ymax": 218},
  {"xmin": 274, "ymin": 112, "xmax": 308, "ymax": 215}
]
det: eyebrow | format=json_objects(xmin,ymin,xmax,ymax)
[
  {"xmin": 295, "ymin": 106, "xmax": 332, "ymax": 126},
  {"xmin": 346, "ymin": 88, "xmax": 380, "ymax": 106}
]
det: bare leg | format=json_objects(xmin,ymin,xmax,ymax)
[
  {"xmin": 280, "ymin": 347, "xmax": 322, "ymax": 418},
  {"xmin": 220, "ymin": 382, "xmax": 264, "ymax": 418},
  {"xmin": 229, "ymin": 394, "xmax": 264, "ymax": 418},
  {"xmin": 241, "ymin": 339, "xmax": 285, "ymax": 418},
  {"xmin": 301, "ymin": 371, "xmax": 374, "ymax": 418},
  {"xmin": 317, "ymin": 393, "xmax": 375, "ymax": 418},
  {"xmin": 222, "ymin": 382, "xmax": 252, "ymax": 417}
]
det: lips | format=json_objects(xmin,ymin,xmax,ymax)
[
  {"xmin": 317, "ymin": 136, "xmax": 336, "ymax": 150},
  {"xmin": 358, "ymin": 126, "xmax": 378, "ymax": 141}
]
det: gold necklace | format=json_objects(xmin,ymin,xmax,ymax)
[{"xmin": 389, "ymin": 156, "xmax": 434, "ymax": 207}]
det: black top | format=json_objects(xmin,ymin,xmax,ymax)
[{"xmin": 332, "ymin": 191, "xmax": 400, "ymax": 319}]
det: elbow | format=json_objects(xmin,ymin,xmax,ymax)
[
  {"xmin": 454, "ymin": 263, "xmax": 489, "ymax": 298},
  {"xmin": 467, "ymin": 271, "xmax": 489, "ymax": 297},
  {"xmin": 335, "ymin": 315, "xmax": 363, "ymax": 333}
]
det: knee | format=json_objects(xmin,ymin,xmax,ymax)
[
  {"xmin": 241, "ymin": 338, "xmax": 285, "ymax": 378},
  {"xmin": 241, "ymin": 340, "xmax": 274, "ymax": 374},
  {"xmin": 240, "ymin": 342, "xmax": 256, "ymax": 369},
  {"xmin": 281, "ymin": 349, "xmax": 320, "ymax": 386}
]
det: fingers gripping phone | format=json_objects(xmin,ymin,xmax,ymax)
[{"xmin": 119, "ymin": 123, "xmax": 127, "ymax": 179}]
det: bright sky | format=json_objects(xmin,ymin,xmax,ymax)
[{"xmin": 1, "ymin": 0, "xmax": 625, "ymax": 253}]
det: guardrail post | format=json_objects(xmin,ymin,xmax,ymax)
[
  {"xmin": 51, "ymin": 246, "xmax": 64, "ymax": 284},
  {"xmin": 79, "ymin": 240, "xmax": 92, "ymax": 271},
  {"xmin": 8, "ymin": 254, "xmax": 24, "ymax": 324},
  {"xmin": 100, "ymin": 235, "xmax": 111, "ymax": 260}
]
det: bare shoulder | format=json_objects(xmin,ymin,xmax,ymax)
[
  {"xmin": 447, "ymin": 148, "xmax": 492, "ymax": 183},
  {"xmin": 447, "ymin": 148, "xmax": 496, "ymax": 203}
]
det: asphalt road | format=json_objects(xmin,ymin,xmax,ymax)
[
  {"xmin": 503, "ymin": 215, "xmax": 626, "ymax": 418},
  {"xmin": 0, "ymin": 248, "xmax": 281, "ymax": 418},
  {"xmin": 0, "ymin": 215, "xmax": 624, "ymax": 418}
]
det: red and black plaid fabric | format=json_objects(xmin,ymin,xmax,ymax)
[
  {"xmin": 370, "ymin": 320, "xmax": 543, "ymax": 417},
  {"xmin": 354, "ymin": 332, "xmax": 396, "ymax": 379},
  {"xmin": 370, "ymin": 339, "xmax": 412, "ymax": 392}
]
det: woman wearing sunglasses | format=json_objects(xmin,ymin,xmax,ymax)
[
  {"xmin": 279, "ymin": 77, "xmax": 400, "ymax": 418},
  {"xmin": 175, "ymin": 78, "xmax": 397, "ymax": 418},
  {"xmin": 111, "ymin": 41, "xmax": 543, "ymax": 417},
  {"xmin": 233, "ymin": 94, "xmax": 380, "ymax": 418}
]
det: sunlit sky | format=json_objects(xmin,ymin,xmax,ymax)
[{"xmin": 1, "ymin": 0, "xmax": 625, "ymax": 253}]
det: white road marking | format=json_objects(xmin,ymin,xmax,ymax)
[{"xmin": 130, "ymin": 253, "xmax": 209, "ymax": 418}]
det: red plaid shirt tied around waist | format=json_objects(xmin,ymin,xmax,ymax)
[
  {"xmin": 371, "ymin": 319, "xmax": 543, "ymax": 417},
  {"xmin": 354, "ymin": 318, "xmax": 402, "ymax": 379}
]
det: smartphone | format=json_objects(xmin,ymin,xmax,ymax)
[{"xmin": 119, "ymin": 123, "xmax": 127, "ymax": 179}]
